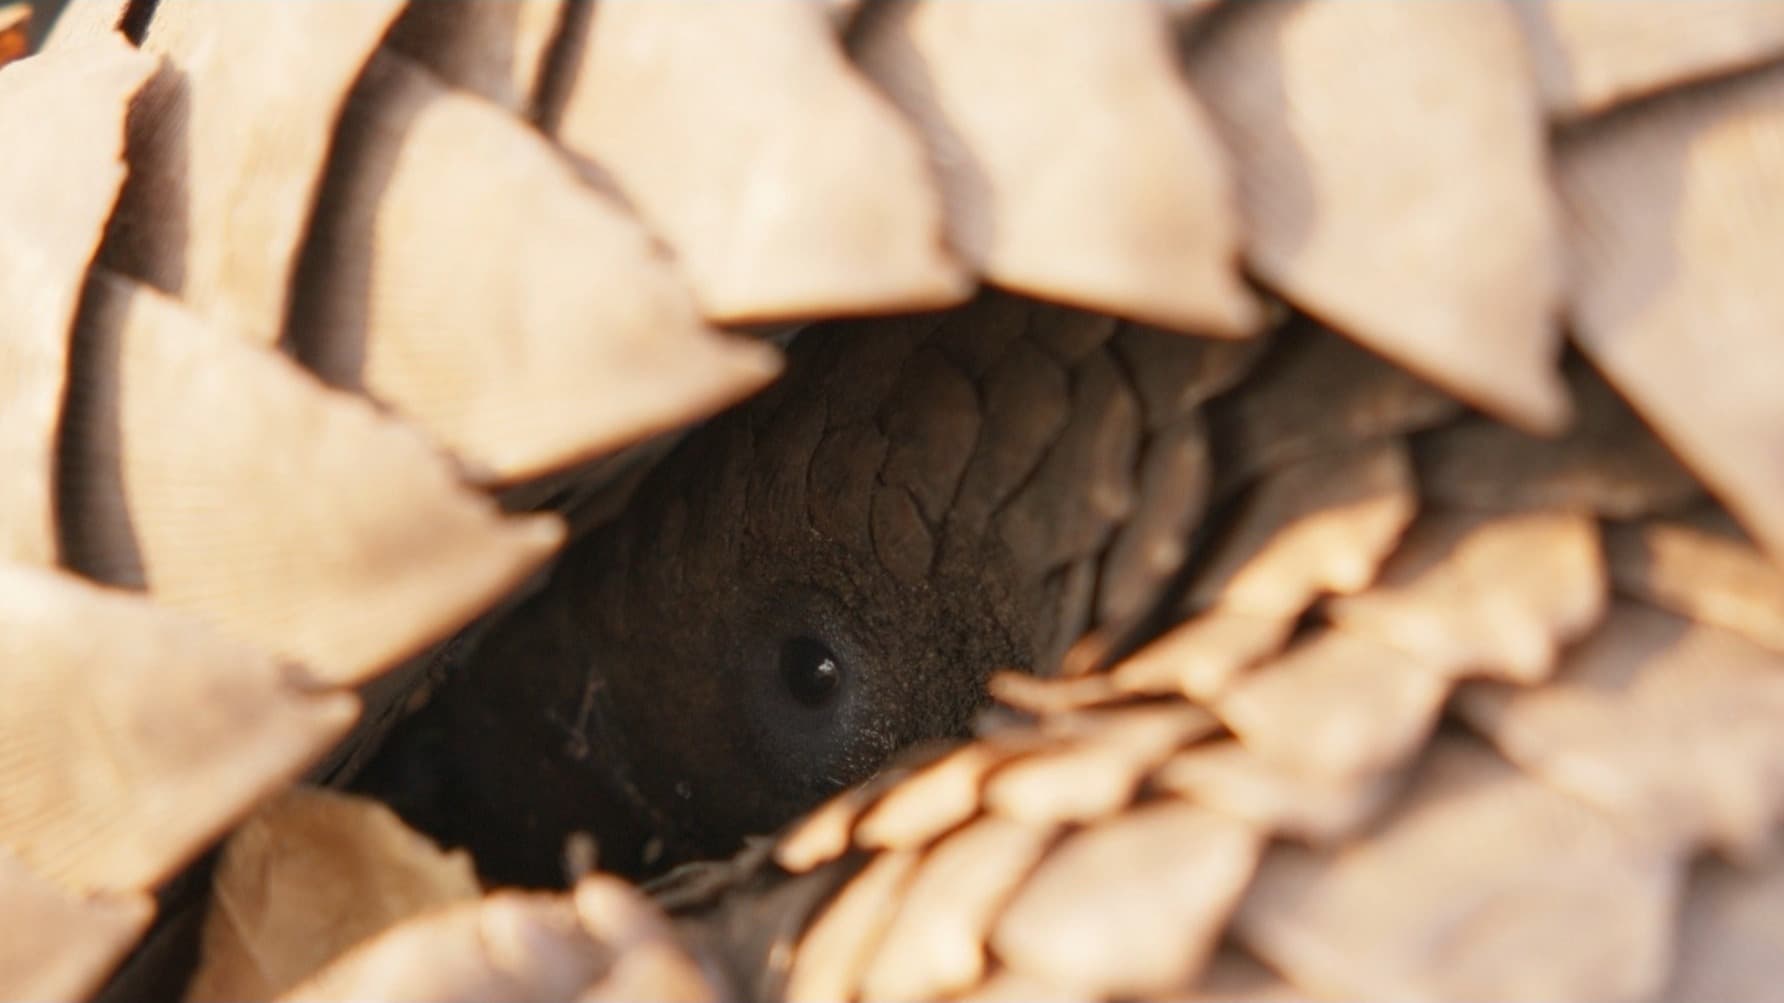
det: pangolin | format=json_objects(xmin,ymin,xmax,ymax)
[
  {"xmin": 4, "ymin": 1, "xmax": 1784, "ymax": 1002},
  {"xmin": 383, "ymin": 292, "xmax": 1241, "ymax": 881}
]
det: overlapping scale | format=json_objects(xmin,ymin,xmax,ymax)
[
  {"xmin": 1459, "ymin": 602, "xmax": 1784, "ymax": 861},
  {"xmin": 385, "ymin": 0, "xmax": 561, "ymax": 116},
  {"xmin": 550, "ymin": 0, "xmax": 967, "ymax": 323},
  {"xmin": 1234, "ymin": 737, "xmax": 1681, "ymax": 1003},
  {"xmin": 1560, "ymin": 61, "xmax": 1784, "ymax": 563},
  {"xmin": 186, "ymin": 788, "xmax": 481, "ymax": 1002},
  {"xmin": 694, "ymin": 313, "xmax": 1775, "ymax": 1001},
  {"xmin": 1515, "ymin": 1, "xmax": 1784, "ymax": 118},
  {"xmin": 0, "ymin": 563, "xmax": 356, "ymax": 894},
  {"xmin": 58, "ymin": 271, "xmax": 563, "ymax": 686},
  {"xmin": 853, "ymin": 0, "xmax": 1257, "ymax": 334},
  {"xmin": 288, "ymin": 52, "xmax": 780, "ymax": 484},
  {"xmin": 0, "ymin": 33, "xmax": 151, "ymax": 564},
  {"xmin": 1187, "ymin": 0, "xmax": 1568, "ymax": 431},
  {"xmin": 81, "ymin": 0, "xmax": 405, "ymax": 345}
]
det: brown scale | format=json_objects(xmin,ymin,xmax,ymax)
[{"xmin": 371, "ymin": 290, "xmax": 1251, "ymax": 883}]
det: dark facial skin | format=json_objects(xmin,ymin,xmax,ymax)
[{"xmin": 390, "ymin": 291, "xmax": 1217, "ymax": 885}]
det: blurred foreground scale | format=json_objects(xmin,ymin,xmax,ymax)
[
  {"xmin": 2, "ymin": 0, "xmax": 1784, "ymax": 1001},
  {"xmin": 1560, "ymin": 60, "xmax": 1784, "ymax": 565},
  {"xmin": 0, "ymin": 30, "xmax": 151, "ymax": 566},
  {"xmin": 184, "ymin": 789, "xmax": 722, "ymax": 1003},
  {"xmin": 0, "ymin": 848, "xmax": 150, "ymax": 1003},
  {"xmin": 383, "ymin": 0, "xmax": 561, "ymax": 116},
  {"xmin": 1517, "ymin": 0, "xmax": 1784, "ymax": 118},
  {"xmin": 1235, "ymin": 736, "xmax": 1682, "ymax": 1002},
  {"xmin": 184, "ymin": 788, "xmax": 481, "ymax": 1002}
]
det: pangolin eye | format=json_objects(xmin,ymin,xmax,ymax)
[{"xmin": 778, "ymin": 636, "xmax": 843, "ymax": 708}]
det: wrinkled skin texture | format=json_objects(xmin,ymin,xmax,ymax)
[{"xmin": 380, "ymin": 292, "xmax": 1229, "ymax": 884}]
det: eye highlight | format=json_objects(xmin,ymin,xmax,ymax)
[{"xmin": 778, "ymin": 636, "xmax": 843, "ymax": 708}]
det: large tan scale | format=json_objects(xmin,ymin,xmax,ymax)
[{"xmin": 3, "ymin": 1, "xmax": 1784, "ymax": 1000}]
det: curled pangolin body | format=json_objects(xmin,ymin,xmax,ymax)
[{"xmin": 4, "ymin": 1, "xmax": 1784, "ymax": 1001}]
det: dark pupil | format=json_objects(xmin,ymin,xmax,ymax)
[{"xmin": 779, "ymin": 637, "xmax": 842, "ymax": 707}]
